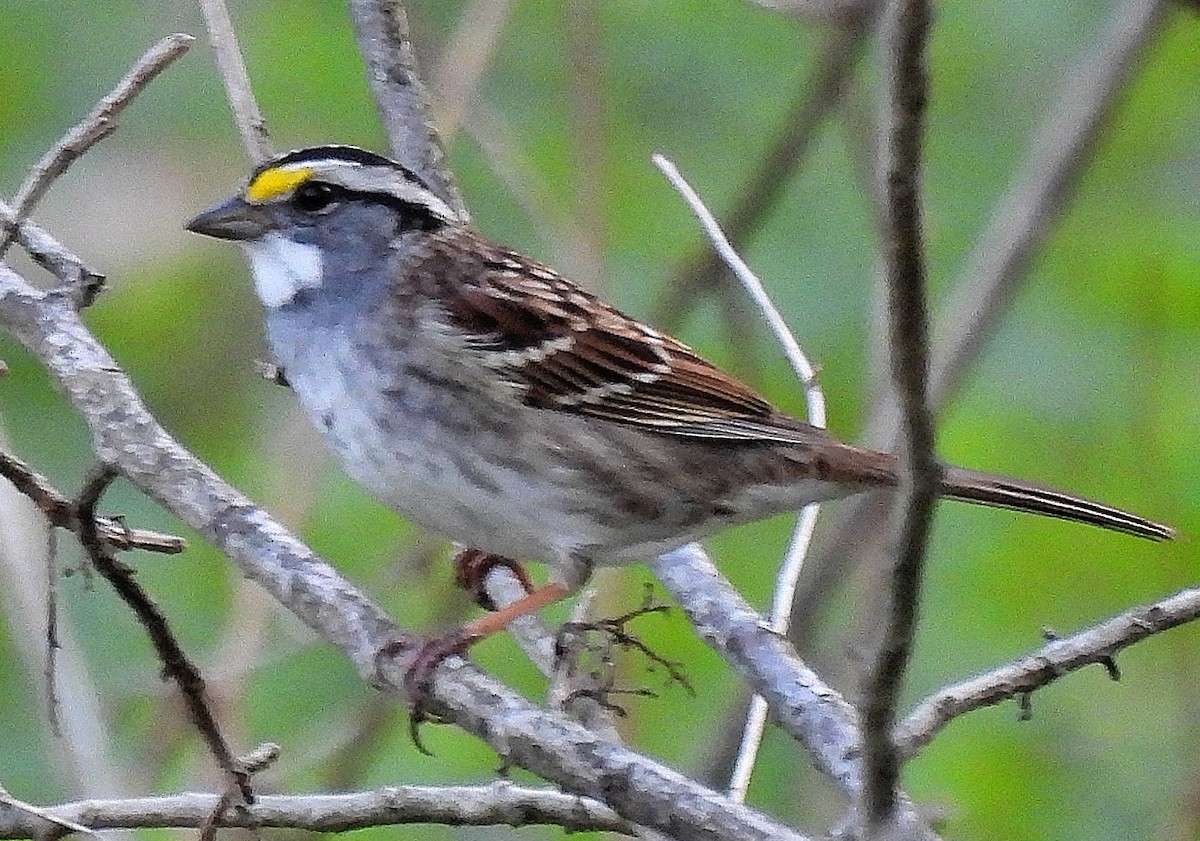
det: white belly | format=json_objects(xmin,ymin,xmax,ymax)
[{"xmin": 269, "ymin": 318, "xmax": 614, "ymax": 568}]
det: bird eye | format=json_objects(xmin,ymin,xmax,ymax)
[{"xmin": 292, "ymin": 181, "xmax": 337, "ymax": 213}]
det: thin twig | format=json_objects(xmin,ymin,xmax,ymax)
[
  {"xmin": 463, "ymin": 104, "xmax": 596, "ymax": 280},
  {"xmin": 74, "ymin": 465, "xmax": 252, "ymax": 805},
  {"xmin": 726, "ymin": 510, "xmax": 822, "ymax": 800},
  {"xmin": 0, "ymin": 448, "xmax": 133, "ymax": 803},
  {"xmin": 0, "ymin": 785, "xmax": 100, "ymax": 840},
  {"xmin": 0, "ymin": 34, "xmax": 194, "ymax": 259},
  {"xmin": 0, "ymin": 449, "xmax": 184, "ymax": 554},
  {"xmin": 653, "ymin": 157, "xmax": 824, "ymax": 414},
  {"xmin": 197, "ymin": 0, "xmax": 273, "ymax": 163},
  {"xmin": 895, "ymin": 585, "xmax": 1200, "ymax": 760},
  {"xmin": 859, "ymin": 0, "xmax": 937, "ymax": 830},
  {"xmin": 564, "ymin": 0, "xmax": 608, "ymax": 292},
  {"xmin": 430, "ymin": 0, "xmax": 516, "ymax": 142},
  {"xmin": 347, "ymin": 0, "xmax": 467, "ymax": 216},
  {"xmin": 653, "ymin": 18, "xmax": 873, "ymax": 330},
  {"xmin": 43, "ymin": 528, "xmax": 61, "ymax": 735},
  {"xmin": 652, "ymin": 154, "xmax": 829, "ymax": 802}
]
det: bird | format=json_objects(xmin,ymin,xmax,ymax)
[{"xmin": 185, "ymin": 144, "xmax": 1174, "ymax": 660}]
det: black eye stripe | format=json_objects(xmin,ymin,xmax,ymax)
[
  {"xmin": 290, "ymin": 182, "xmax": 444, "ymax": 231},
  {"xmin": 292, "ymin": 181, "xmax": 339, "ymax": 212}
]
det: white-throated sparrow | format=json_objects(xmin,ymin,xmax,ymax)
[{"xmin": 185, "ymin": 145, "xmax": 1173, "ymax": 649}]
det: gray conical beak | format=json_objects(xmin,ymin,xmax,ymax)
[{"xmin": 185, "ymin": 194, "xmax": 269, "ymax": 241}]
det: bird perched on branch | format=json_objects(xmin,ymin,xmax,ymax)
[{"xmin": 187, "ymin": 145, "xmax": 1174, "ymax": 664}]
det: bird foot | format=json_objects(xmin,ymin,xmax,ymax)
[
  {"xmin": 375, "ymin": 627, "xmax": 481, "ymax": 755},
  {"xmin": 554, "ymin": 586, "xmax": 694, "ymax": 701},
  {"xmin": 452, "ymin": 548, "xmax": 534, "ymax": 610}
]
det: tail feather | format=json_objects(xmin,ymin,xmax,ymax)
[{"xmin": 939, "ymin": 465, "xmax": 1174, "ymax": 542}]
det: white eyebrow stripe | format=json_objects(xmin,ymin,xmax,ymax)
[
  {"xmin": 265, "ymin": 158, "xmax": 461, "ymax": 223},
  {"xmin": 280, "ymin": 158, "xmax": 363, "ymax": 172}
]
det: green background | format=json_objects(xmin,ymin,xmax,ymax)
[{"xmin": 1, "ymin": 1, "xmax": 1197, "ymax": 839}]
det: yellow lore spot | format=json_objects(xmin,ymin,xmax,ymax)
[{"xmin": 246, "ymin": 166, "xmax": 314, "ymax": 203}]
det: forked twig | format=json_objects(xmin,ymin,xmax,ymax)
[
  {"xmin": 0, "ymin": 198, "xmax": 104, "ymax": 305},
  {"xmin": 75, "ymin": 466, "xmax": 252, "ymax": 805},
  {"xmin": 555, "ymin": 585, "xmax": 694, "ymax": 704},
  {"xmin": 0, "ymin": 450, "xmax": 184, "ymax": 554}
]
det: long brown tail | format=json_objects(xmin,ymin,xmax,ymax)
[{"xmin": 940, "ymin": 465, "xmax": 1174, "ymax": 541}]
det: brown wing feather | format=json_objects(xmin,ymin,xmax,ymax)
[{"xmin": 426, "ymin": 230, "xmax": 820, "ymax": 445}]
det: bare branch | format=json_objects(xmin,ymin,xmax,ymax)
[
  {"xmin": 0, "ymin": 784, "xmax": 636, "ymax": 839},
  {"xmin": 895, "ymin": 586, "xmax": 1200, "ymax": 760},
  {"xmin": 0, "ymin": 34, "xmax": 194, "ymax": 258},
  {"xmin": 0, "ymin": 785, "xmax": 99, "ymax": 840},
  {"xmin": 653, "ymin": 155, "xmax": 830, "ymax": 801},
  {"xmin": 347, "ymin": 0, "xmax": 468, "ymax": 216},
  {"xmin": 0, "ymin": 449, "xmax": 184, "ymax": 554},
  {"xmin": 197, "ymin": 0, "xmax": 273, "ymax": 162},
  {"xmin": 859, "ymin": 0, "xmax": 936, "ymax": 830},
  {"xmin": 651, "ymin": 545, "xmax": 940, "ymax": 839},
  {"xmin": 75, "ymin": 466, "xmax": 252, "ymax": 804},
  {"xmin": 652, "ymin": 545, "xmax": 862, "ymax": 790},
  {"xmin": 870, "ymin": 0, "xmax": 1171, "ymax": 440}
]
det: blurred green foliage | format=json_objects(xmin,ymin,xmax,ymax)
[{"xmin": 0, "ymin": 1, "xmax": 1197, "ymax": 839}]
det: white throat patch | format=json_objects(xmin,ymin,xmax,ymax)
[{"xmin": 241, "ymin": 233, "xmax": 323, "ymax": 308}]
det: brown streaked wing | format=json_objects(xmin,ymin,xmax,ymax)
[{"xmin": 434, "ymin": 233, "xmax": 819, "ymax": 445}]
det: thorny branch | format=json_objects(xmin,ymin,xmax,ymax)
[{"xmin": 895, "ymin": 585, "xmax": 1200, "ymax": 760}]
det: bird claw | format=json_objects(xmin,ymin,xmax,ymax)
[{"xmin": 373, "ymin": 627, "xmax": 481, "ymax": 755}]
